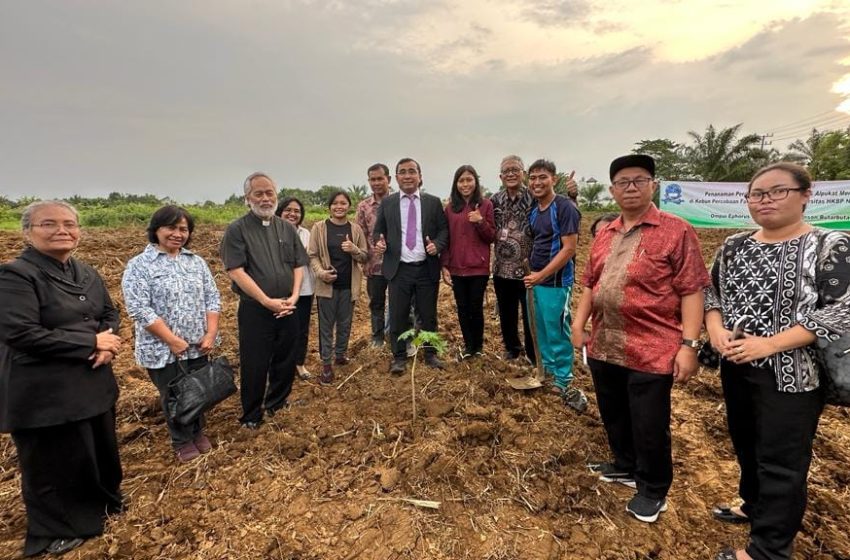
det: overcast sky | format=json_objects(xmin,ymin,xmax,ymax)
[{"xmin": 1, "ymin": 0, "xmax": 849, "ymax": 202}]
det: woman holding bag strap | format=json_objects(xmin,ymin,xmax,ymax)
[{"xmin": 122, "ymin": 205, "xmax": 221, "ymax": 463}]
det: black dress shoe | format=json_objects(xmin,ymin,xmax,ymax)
[
  {"xmin": 46, "ymin": 538, "xmax": 84, "ymax": 555},
  {"xmin": 424, "ymin": 354, "xmax": 445, "ymax": 370},
  {"xmin": 712, "ymin": 505, "xmax": 750, "ymax": 524},
  {"xmin": 389, "ymin": 359, "xmax": 406, "ymax": 375}
]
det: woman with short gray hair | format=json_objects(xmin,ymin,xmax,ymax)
[{"xmin": 0, "ymin": 200, "xmax": 124, "ymax": 556}]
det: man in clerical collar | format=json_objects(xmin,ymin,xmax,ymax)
[{"xmin": 220, "ymin": 171, "xmax": 308, "ymax": 430}]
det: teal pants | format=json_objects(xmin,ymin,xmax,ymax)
[{"xmin": 532, "ymin": 285, "xmax": 574, "ymax": 390}]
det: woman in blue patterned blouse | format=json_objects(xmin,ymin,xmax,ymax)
[{"xmin": 122, "ymin": 206, "xmax": 221, "ymax": 463}]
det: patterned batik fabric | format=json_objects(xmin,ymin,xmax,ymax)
[
  {"xmin": 355, "ymin": 195, "xmax": 386, "ymax": 277},
  {"xmin": 705, "ymin": 229, "xmax": 850, "ymax": 392},
  {"xmin": 122, "ymin": 244, "xmax": 221, "ymax": 369},
  {"xmin": 582, "ymin": 204, "xmax": 711, "ymax": 375},
  {"xmin": 491, "ymin": 188, "xmax": 534, "ymax": 280}
]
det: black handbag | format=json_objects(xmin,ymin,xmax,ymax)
[
  {"xmin": 812, "ymin": 232, "xmax": 850, "ymax": 407},
  {"xmin": 698, "ymin": 341, "xmax": 721, "ymax": 369},
  {"xmin": 166, "ymin": 356, "xmax": 237, "ymax": 424},
  {"xmin": 817, "ymin": 334, "xmax": 850, "ymax": 406}
]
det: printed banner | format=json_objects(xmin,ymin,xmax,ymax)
[{"xmin": 659, "ymin": 181, "xmax": 850, "ymax": 229}]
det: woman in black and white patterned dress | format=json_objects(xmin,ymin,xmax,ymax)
[{"xmin": 705, "ymin": 162, "xmax": 850, "ymax": 560}]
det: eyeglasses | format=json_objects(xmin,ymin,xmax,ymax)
[
  {"xmin": 744, "ymin": 187, "xmax": 805, "ymax": 203},
  {"xmin": 500, "ymin": 167, "xmax": 523, "ymax": 176},
  {"xmin": 611, "ymin": 177, "xmax": 653, "ymax": 190},
  {"xmin": 32, "ymin": 221, "xmax": 80, "ymax": 233}
]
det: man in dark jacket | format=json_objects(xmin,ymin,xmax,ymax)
[{"xmin": 373, "ymin": 157, "xmax": 449, "ymax": 374}]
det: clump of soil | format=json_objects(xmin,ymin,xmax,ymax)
[{"xmin": 0, "ymin": 223, "xmax": 848, "ymax": 560}]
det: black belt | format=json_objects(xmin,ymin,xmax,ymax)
[{"xmin": 400, "ymin": 260, "xmax": 426, "ymax": 266}]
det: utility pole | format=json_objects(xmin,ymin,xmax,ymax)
[{"xmin": 758, "ymin": 133, "xmax": 774, "ymax": 164}]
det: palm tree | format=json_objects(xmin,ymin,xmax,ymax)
[
  {"xmin": 347, "ymin": 184, "xmax": 368, "ymax": 206},
  {"xmin": 684, "ymin": 124, "xmax": 764, "ymax": 181},
  {"xmin": 578, "ymin": 180, "xmax": 605, "ymax": 210},
  {"xmin": 785, "ymin": 128, "xmax": 850, "ymax": 180},
  {"xmin": 785, "ymin": 128, "xmax": 823, "ymax": 166}
]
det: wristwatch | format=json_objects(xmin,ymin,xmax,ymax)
[{"xmin": 681, "ymin": 338, "xmax": 701, "ymax": 349}]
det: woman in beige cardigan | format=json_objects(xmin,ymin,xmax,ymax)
[{"xmin": 308, "ymin": 191, "xmax": 368, "ymax": 385}]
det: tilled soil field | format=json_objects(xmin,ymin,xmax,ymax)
[{"xmin": 0, "ymin": 221, "xmax": 848, "ymax": 560}]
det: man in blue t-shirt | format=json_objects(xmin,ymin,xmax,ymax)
[{"xmin": 523, "ymin": 159, "xmax": 586, "ymax": 412}]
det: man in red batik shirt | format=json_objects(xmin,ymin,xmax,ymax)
[{"xmin": 571, "ymin": 154, "xmax": 710, "ymax": 524}]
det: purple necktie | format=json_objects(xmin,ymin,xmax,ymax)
[{"xmin": 405, "ymin": 194, "xmax": 417, "ymax": 250}]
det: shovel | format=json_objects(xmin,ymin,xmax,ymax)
[{"xmin": 505, "ymin": 263, "xmax": 545, "ymax": 390}]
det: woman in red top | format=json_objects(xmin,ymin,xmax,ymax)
[{"xmin": 441, "ymin": 165, "xmax": 496, "ymax": 359}]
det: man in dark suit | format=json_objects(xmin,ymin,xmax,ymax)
[{"xmin": 374, "ymin": 157, "xmax": 449, "ymax": 374}]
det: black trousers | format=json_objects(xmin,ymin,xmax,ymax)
[
  {"xmin": 493, "ymin": 276, "xmax": 536, "ymax": 363},
  {"xmin": 589, "ymin": 359, "xmax": 674, "ymax": 500},
  {"xmin": 366, "ymin": 275, "xmax": 389, "ymax": 341},
  {"xmin": 450, "ymin": 275, "xmax": 489, "ymax": 353},
  {"xmin": 294, "ymin": 294, "xmax": 314, "ymax": 366},
  {"xmin": 12, "ymin": 409, "xmax": 123, "ymax": 557},
  {"xmin": 388, "ymin": 262, "xmax": 439, "ymax": 360},
  {"xmin": 237, "ymin": 299, "xmax": 299, "ymax": 423},
  {"xmin": 721, "ymin": 361, "xmax": 824, "ymax": 560},
  {"xmin": 147, "ymin": 355, "xmax": 207, "ymax": 448}
]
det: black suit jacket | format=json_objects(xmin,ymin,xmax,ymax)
[
  {"xmin": 373, "ymin": 191, "xmax": 449, "ymax": 281},
  {"xmin": 0, "ymin": 248, "xmax": 120, "ymax": 432}
]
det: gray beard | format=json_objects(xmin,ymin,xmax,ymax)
[{"xmin": 249, "ymin": 203, "xmax": 275, "ymax": 219}]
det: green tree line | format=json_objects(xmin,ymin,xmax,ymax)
[
  {"xmin": 575, "ymin": 123, "xmax": 850, "ymax": 211},
  {"xmin": 2, "ymin": 122, "xmax": 848, "ymax": 227}
]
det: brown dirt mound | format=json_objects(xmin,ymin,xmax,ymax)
[{"xmin": 0, "ymin": 223, "xmax": 848, "ymax": 560}]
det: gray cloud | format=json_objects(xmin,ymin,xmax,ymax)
[
  {"xmin": 522, "ymin": 0, "xmax": 592, "ymax": 27},
  {"xmin": 577, "ymin": 47, "xmax": 654, "ymax": 78},
  {"xmin": 0, "ymin": 4, "xmax": 847, "ymax": 201}
]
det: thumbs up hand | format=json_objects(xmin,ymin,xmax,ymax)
[
  {"xmin": 341, "ymin": 233, "xmax": 356, "ymax": 253},
  {"xmin": 375, "ymin": 233, "xmax": 387, "ymax": 255},
  {"xmin": 468, "ymin": 203, "xmax": 483, "ymax": 224},
  {"xmin": 565, "ymin": 170, "xmax": 578, "ymax": 198},
  {"xmin": 425, "ymin": 235, "xmax": 438, "ymax": 256}
]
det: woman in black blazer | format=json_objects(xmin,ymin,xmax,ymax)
[{"xmin": 0, "ymin": 201, "xmax": 124, "ymax": 557}]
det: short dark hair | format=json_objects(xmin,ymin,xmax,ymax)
[
  {"xmin": 277, "ymin": 197, "xmax": 306, "ymax": 226},
  {"xmin": 590, "ymin": 213, "xmax": 620, "ymax": 237},
  {"xmin": 748, "ymin": 162, "xmax": 812, "ymax": 193},
  {"xmin": 449, "ymin": 164, "xmax": 483, "ymax": 213},
  {"xmin": 396, "ymin": 157, "xmax": 420, "ymax": 174},
  {"xmin": 367, "ymin": 163, "xmax": 390, "ymax": 177},
  {"xmin": 146, "ymin": 205, "xmax": 195, "ymax": 248},
  {"xmin": 327, "ymin": 190, "xmax": 351, "ymax": 208},
  {"xmin": 528, "ymin": 159, "xmax": 556, "ymax": 176}
]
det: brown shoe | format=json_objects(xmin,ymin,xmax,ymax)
[
  {"xmin": 320, "ymin": 364, "xmax": 335, "ymax": 385},
  {"xmin": 176, "ymin": 442, "xmax": 200, "ymax": 463},
  {"xmin": 334, "ymin": 355, "xmax": 350, "ymax": 366},
  {"xmin": 194, "ymin": 433, "xmax": 212, "ymax": 454}
]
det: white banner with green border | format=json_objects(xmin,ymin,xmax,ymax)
[{"xmin": 659, "ymin": 181, "xmax": 850, "ymax": 229}]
